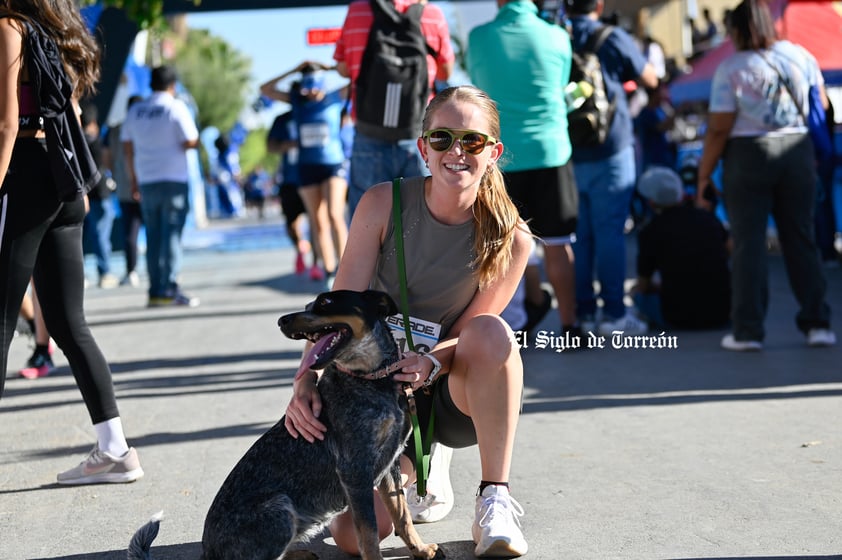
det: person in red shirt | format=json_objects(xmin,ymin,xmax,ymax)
[{"xmin": 333, "ymin": 0, "xmax": 455, "ymax": 217}]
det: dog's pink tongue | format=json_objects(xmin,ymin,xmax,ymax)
[{"xmin": 294, "ymin": 333, "xmax": 338, "ymax": 380}]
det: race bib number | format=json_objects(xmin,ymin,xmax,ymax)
[
  {"xmin": 299, "ymin": 123, "xmax": 329, "ymax": 148},
  {"xmin": 385, "ymin": 314, "xmax": 441, "ymax": 354}
]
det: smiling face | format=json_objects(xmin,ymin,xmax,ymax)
[{"xmin": 418, "ymin": 97, "xmax": 503, "ymax": 194}]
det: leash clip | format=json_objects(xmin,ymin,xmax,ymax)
[{"xmin": 402, "ymin": 383, "xmax": 418, "ymax": 416}]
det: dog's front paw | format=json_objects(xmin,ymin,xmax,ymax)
[{"xmin": 412, "ymin": 543, "xmax": 445, "ymax": 559}]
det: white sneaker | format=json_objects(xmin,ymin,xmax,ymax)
[
  {"xmin": 120, "ymin": 271, "xmax": 140, "ymax": 287},
  {"xmin": 57, "ymin": 445, "xmax": 144, "ymax": 485},
  {"xmin": 721, "ymin": 334, "xmax": 763, "ymax": 352},
  {"xmin": 98, "ymin": 273, "xmax": 120, "ymax": 289},
  {"xmin": 406, "ymin": 443, "xmax": 453, "ymax": 523},
  {"xmin": 597, "ymin": 311, "xmax": 648, "ymax": 336},
  {"xmin": 472, "ymin": 485, "xmax": 528, "ymax": 557},
  {"xmin": 807, "ymin": 328, "xmax": 837, "ymax": 347}
]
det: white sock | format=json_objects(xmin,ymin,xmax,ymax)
[{"xmin": 93, "ymin": 417, "xmax": 130, "ymax": 457}]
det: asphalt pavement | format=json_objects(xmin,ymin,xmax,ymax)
[{"xmin": 1, "ymin": 213, "xmax": 841, "ymax": 560}]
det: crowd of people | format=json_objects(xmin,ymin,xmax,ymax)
[{"xmin": 1, "ymin": 0, "xmax": 838, "ymax": 558}]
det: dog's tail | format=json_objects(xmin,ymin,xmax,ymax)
[{"xmin": 127, "ymin": 510, "xmax": 164, "ymax": 560}]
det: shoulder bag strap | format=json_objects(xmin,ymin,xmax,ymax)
[
  {"xmin": 760, "ymin": 51, "xmax": 807, "ymax": 122},
  {"xmin": 588, "ymin": 24, "xmax": 614, "ymax": 53},
  {"xmin": 406, "ymin": 2, "xmax": 438, "ymax": 58}
]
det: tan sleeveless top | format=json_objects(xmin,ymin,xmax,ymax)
[{"xmin": 372, "ymin": 176, "xmax": 478, "ymax": 338}]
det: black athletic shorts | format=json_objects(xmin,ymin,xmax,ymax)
[
  {"xmin": 503, "ymin": 162, "xmax": 578, "ymax": 242},
  {"xmin": 403, "ymin": 374, "xmax": 477, "ymax": 464},
  {"xmin": 298, "ymin": 162, "xmax": 347, "ymax": 187}
]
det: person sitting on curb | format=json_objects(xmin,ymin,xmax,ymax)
[{"xmin": 633, "ymin": 166, "xmax": 731, "ymax": 330}]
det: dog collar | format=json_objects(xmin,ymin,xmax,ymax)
[{"xmin": 334, "ymin": 360, "xmax": 402, "ymax": 380}]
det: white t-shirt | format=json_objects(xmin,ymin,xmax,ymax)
[
  {"xmin": 709, "ymin": 40, "xmax": 823, "ymax": 138},
  {"xmin": 120, "ymin": 91, "xmax": 199, "ymax": 184}
]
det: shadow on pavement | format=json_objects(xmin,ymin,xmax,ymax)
[{"xmin": 32, "ymin": 538, "xmax": 480, "ymax": 560}]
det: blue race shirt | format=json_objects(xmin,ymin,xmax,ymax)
[{"xmin": 291, "ymin": 89, "xmax": 346, "ymax": 166}]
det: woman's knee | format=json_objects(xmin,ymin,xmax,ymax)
[{"xmin": 458, "ymin": 314, "xmax": 518, "ymax": 364}]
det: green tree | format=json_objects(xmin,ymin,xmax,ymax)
[
  {"xmin": 238, "ymin": 128, "xmax": 279, "ymax": 178},
  {"xmin": 173, "ymin": 28, "xmax": 252, "ymax": 133}
]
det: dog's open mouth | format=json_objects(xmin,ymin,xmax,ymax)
[{"xmin": 294, "ymin": 326, "xmax": 351, "ymax": 379}]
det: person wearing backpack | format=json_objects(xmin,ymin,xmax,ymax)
[
  {"xmin": 466, "ymin": 0, "xmax": 580, "ymax": 339},
  {"xmin": 333, "ymin": 0, "xmax": 455, "ymax": 218},
  {"xmin": 565, "ymin": 0, "xmax": 658, "ymax": 336}
]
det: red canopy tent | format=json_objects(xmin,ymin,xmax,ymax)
[{"xmin": 669, "ymin": 0, "xmax": 842, "ymax": 105}]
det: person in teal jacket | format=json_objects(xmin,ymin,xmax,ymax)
[{"xmin": 467, "ymin": 0, "xmax": 581, "ymax": 336}]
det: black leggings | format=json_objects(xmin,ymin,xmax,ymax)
[
  {"xmin": 0, "ymin": 139, "xmax": 119, "ymax": 422},
  {"xmin": 119, "ymin": 200, "xmax": 143, "ymax": 274}
]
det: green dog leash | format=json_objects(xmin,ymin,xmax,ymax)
[{"xmin": 392, "ymin": 178, "xmax": 436, "ymax": 497}]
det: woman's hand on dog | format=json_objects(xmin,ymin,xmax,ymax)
[
  {"xmin": 285, "ymin": 371, "xmax": 328, "ymax": 442},
  {"xmin": 394, "ymin": 351, "xmax": 435, "ymax": 391}
]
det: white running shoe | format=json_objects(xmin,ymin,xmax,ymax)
[
  {"xmin": 597, "ymin": 311, "xmax": 648, "ymax": 336},
  {"xmin": 472, "ymin": 485, "xmax": 528, "ymax": 557},
  {"xmin": 120, "ymin": 271, "xmax": 140, "ymax": 287},
  {"xmin": 57, "ymin": 445, "xmax": 144, "ymax": 485},
  {"xmin": 807, "ymin": 328, "xmax": 837, "ymax": 347},
  {"xmin": 721, "ymin": 334, "xmax": 763, "ymax": 352},
  {"xmin": 406, "ymin": 443, "xmax": 454, "ymax": 523}
]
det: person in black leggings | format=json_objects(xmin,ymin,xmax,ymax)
[{"xmin": 0, "ymin": 0, "xmax": 143, "ymax": 485}]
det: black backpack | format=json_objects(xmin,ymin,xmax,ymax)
[
  {"xmin": 354, "ymin": 0, "xmax": 436, "ymax": 141},
  {"xmin": 567, "ymin": 25, "xmax": 616, "ymax": 148}
]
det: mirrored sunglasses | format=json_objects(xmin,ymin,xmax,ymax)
[{"xmin": 422, "ymin": 128, "xmax": 496, "ymax": 155}]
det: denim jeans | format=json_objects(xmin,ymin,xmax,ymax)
[
  {"xmin": 572, "ymin": 145, "xmax": 636, "ymax": 320},
  {"xmin": 347, "ymin": 131, "xmax": 426, "ymax": 218},
  {"xmin": 83, "ymin": 195, "xmax": 116, "ymax": 276},
  {"xmin": 139, "ymin": 181, "xmax": 189, "ymax": 298}
]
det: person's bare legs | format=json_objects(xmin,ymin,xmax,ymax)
[
  {"xmin": 298, "ymin": 184, "xmax": 336, "ymax": 275},
  {"xmin": 543, "ymin": 242, "xmax": 577, "ymax": 328},
  {"xmin": 325, "ymin": 175, "xmax": 348, "ymax": 263},
  {"xmin": 448, "ymin": 314, "xmax": 521, "ymax": 482},
  {"xmin": 328, "ymin": 488, "xmax": 396, "ymax": 554},
  {"xmin": 19, "ymin": 289, "xmax": 34, "ymax": 324},
  {"xmin": 31, "ymin": 284, "xmax": 50, "ymax": 347}
]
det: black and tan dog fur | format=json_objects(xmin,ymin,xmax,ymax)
[{"xmin": 128, "ymin": 289, "xmax": 443, "ymax": 560}]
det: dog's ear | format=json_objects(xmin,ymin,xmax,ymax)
[{"xmin": 363, "ymin": 290, "xmax": 398, "ymax": 317}]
